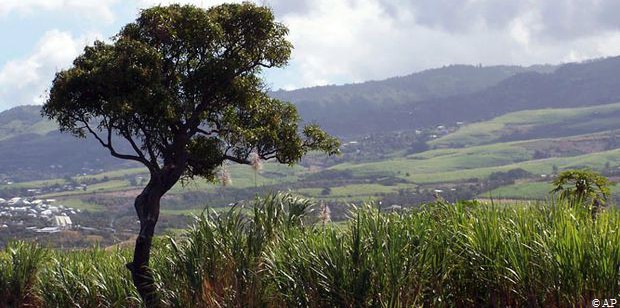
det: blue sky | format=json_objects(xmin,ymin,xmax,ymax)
[{"xmin": 2, "ymin": 0, "xmax": 620, "ymax": 111}]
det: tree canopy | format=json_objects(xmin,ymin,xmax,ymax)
[
  {"xmin": 43, "ymin": 3, "xmax": 339, "ymax": 182},
  {"xmin": 551, "ymin": 169, "xmax": 612, "ymax": 209}
]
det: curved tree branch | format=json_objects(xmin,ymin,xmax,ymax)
[{"xmin": 82, "ymin": 121, "xmax": 153, "ymax": 169}]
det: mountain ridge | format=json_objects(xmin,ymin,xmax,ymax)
[{"xmin": 1, "ymin": 57, "xmax": 619, "ymax": 181}]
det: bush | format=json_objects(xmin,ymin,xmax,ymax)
[{"xmin": 263, "ymin": 200, "xmax": 620, "ymax": 306}]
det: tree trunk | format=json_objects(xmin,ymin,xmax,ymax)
[
  {"xmin": 126, "ymin": 176, "xmax": 165, "ymax": 307},
  {"xmin": 126, "ymin": 135, "xmax": 189, "ymax": 306}
]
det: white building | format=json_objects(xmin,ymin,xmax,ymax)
[
  {"xmin": 53, "ymin": 216, "xmax": 72, "ymax": 229},
  {"xmin": 40, "ymin": 209, "xmax": 53, "ymax": 217},
  {"xmin": 8, "ymin": 197, "xmax": 23, "ymax": 206},
  {"xmin": 36, "ymin": 227, "xmax": 60, "ymax": 233}
]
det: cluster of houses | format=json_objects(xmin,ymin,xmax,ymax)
[
  {"xmin": 0, "ymin": 197, "xmax": 79, "ymax": 233},
  {"xmin": 12, "ymin": 183, "xmax": 88, "ymax": 197},
  {"xmin": 426, "ymin": 123, "xmax": 462, "ymax": 140}
]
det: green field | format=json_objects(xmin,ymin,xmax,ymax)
[
  {"xmin": 169, "ymin": 163, "xmax": 304, "ymax": 194},
  {"xmin": 59, "ymin": 198, "xmax": 106, "ymax": 212},
  {"xmin": 39, "ymin": 180, "xmax": 131, "ymax": 198},
  {"xmin": 331, "ymin": 147, "xmax": 620, "ymax": 184},
  {"xmin": 483, "ymin": 182, "xmax": 554, "ymax": 199},
  {"xmin": 296, "ymin": 183, "xmax": 410, "ymax": 200},
  {"xmin": 5, "ymin": 102, "xmax": 620, "ymax": 211},
  {"xmin": 486, "ymin": 181, "xmax": 620, "ymax": 200},
  {"xmin": 431, "ymin": 102, "xmax": 620, "ymax": 147},
  {"xmin": 8, "ymin": 136, "xmax": 619, "ymax": 205}
]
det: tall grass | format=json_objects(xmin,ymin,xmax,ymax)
[
  {"xmin": 0, "ymin": 241, "xmax": 47, "ymax": 307},
  {"xmin": 39, "ymin": 247, "xmax": 140, "ymax": 307},
  {"xmin": 264, "ymin": 200, "xmax": 620, "ymax": 307},
  {"xmin": 156, "ymin": 193, "xmax": 315, "ymax": 307},
  {"xmin": 1, "ymin": 193, "xmax": 619, "ymax": 307}
]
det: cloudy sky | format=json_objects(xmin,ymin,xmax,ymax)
[{"xmin": 1, "ymin": 0, "xmax": 620, "ymax": 111}]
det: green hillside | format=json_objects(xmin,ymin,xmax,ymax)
[
  {"xmin": 6, "ymin": 102, "xmax": 620, "ymax": 217},
  {"xmin": 3, "ymin": 58, "xmax": 620, "ymax": 182},
  {"xmin": 431, "ymin": 102, "xmax": 620, "ymax": 147},
  {"xmin": 5, "ymin": 59, "xmax": 620, "ymax": 249},
  {"xmin": 485, "ymin": 181, "xmax": 620, "ymax": 200},
  {"xmin": 0, "ymin": 105, "xmax": 56, "ymax": 141}
]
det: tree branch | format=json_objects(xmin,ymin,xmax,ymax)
[
  {"xmin": 223, "ymin": 155, "xmax": 250, "ymax": 165},
  {"xmin": 196, "ymin": 127, "xmax": 216, "ymax": 136},
  {"xmin": 82, "ymin": 120, "xmax": 153, "ymax": 169},
  {"xmin": 133, "ymin": 116, "xmax": 160, "ymax": 166}
]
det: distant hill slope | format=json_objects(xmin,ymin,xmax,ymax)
[
  {"xmin": 274, "ymin": 57, "xmax": 620, "ymax": 137},
  {"xmin": 0, "ymin": 105, "xmax": 56, "ymax": 141},
  {"xmin": 0, "ymin": 131, "xmax": 137, "ymax": 181},
  {"xmin": 431, "ymin": 102, "xmax": 620, "ymax": 148},
  {"xmin": 2, "ymin": 57, "xmax": 620, "ymax": 181},
  {"xmin": 273, "ymin": 64, "xmax": 555, "ymax": 136},
  {"xmin": 0, "ymin": 106, "xmax": 135, "ymax": 182},
  {"xmin": 390, "ymin": 57, "xmax": 620, "ymax": 131}
]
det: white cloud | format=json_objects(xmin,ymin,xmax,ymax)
[
  {"xmin": 277, "ymin": 0, "xmax": 524, "ymax": 86},
  {"xmin": 0, "ymin": 30, "xmax": 102, "ymax": 109},
  {"xmin": 4, "ymin": 0, "xmax": 620, "ymax": 109},
  {"xmin": 0, "ymin": 0, "xmax": 118, "ymax": 23},
  {"xmin": 275, "ymin": 0, "xmax": 620, "ymax": 88}
]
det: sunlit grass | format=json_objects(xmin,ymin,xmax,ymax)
[
  {"xmin": 431, "ymin": 101, "xmax": 620, "ymax": 147},
  {"xmin": 2, "ymin": 194, "xmax": 619, "ymax": 306}
]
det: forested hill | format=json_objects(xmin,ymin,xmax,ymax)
[
  {"xmin": 274, "ymin": 57, "xmax": 620, "ymax": 137},
  {"xmin": 2, "ymin": 57, "xmax": 620, "ymax": 181},
  {"xmin": 272, "ymin": 64, "xmax": 555, "ymax": 136},
  {"xmin": 399, "ymin": 57, "xmax": 620, "ymax": 130},
  {"xmin": 0, "ymin": 105, "xmax": 134, "ymax": 181}
]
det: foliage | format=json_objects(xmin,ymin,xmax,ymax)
[
  {"xmin": 488, "ymin": 168, "xmax": 531, "ymax": 184},
  {"xmin": 2, "ymin": 194, "xmax": 620, "ymax": 306},
  {"xmin": 0, "ymin": 242, "xmax": 47, "ymax": 307},
  {"xmin": 551, "ymin": 169, "xmax": 612, "ymax": 209},
  {"xmin": 39, "ymin": 248, "xmax": 140, "ymax": 307},
  {"xmin": 156, "ymin": 192, "xmax": 315, "ymax": 307},
  {"xmin": 41, "ymin": 4, "xmax": 338, "ymax": 303},
  {"xmin": 42, "ymin": 3, "xmax": 339, "ymax": 179}
]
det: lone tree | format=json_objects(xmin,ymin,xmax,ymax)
[
  {"xmin": 43, "ymin": 3, "xmax": 339, "ymax": 305},
  {"xmin": 551, "ymin": 169, "xmax": 612, "ymax": 217}
]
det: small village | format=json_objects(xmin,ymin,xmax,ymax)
[{"xmin": 0, "ymin": 197, "xmax": 80, "ymax": 233}]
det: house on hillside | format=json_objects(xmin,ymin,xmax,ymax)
[
  {"xmin": 8, "ymin": 197, "xmax": 24, "ymax": 206},
  {"xmin": 36, "ymin": 227, "xmax": 61, "ymax": 233},
  {"xmin": 53, "ymin": 215, "xmax": 72, "ymax": 229},
  {"xmin": 40, "ymin": 209, "xmax": 53, "ymax": 217}
]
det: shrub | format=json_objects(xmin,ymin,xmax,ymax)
[{"xmin": 551, "ymin": 169, "xmax": 612, "ymax": 216}]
